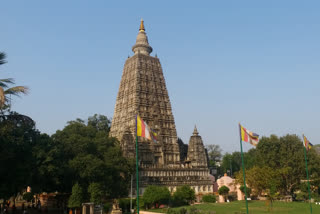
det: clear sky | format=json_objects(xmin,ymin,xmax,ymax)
[{"xmin": 1, "ymin": 0, "xmax": 319, "ymax": 153}]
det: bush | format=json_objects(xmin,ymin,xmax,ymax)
[
  {"xmin": 142, "ymin": 186, "xmax": 171, "ymax": 209},
  {"xmin": 119, "ymin": 198, "xmax": 136, "ymax": 213},
  {"xmin": 179, "ymin": 208, "xmax": 187, "ymax": 214},
  {"xmin": 218, "ymin": 186, "xmax": 230, "ymax": 196},
  {"xmin": 202, "ymin": 194, "xmax": 216, "ymax": 203},
  {"xmin": 23, "ymin": 192, "xmax": 34, "ymax": 202},
  {"xmin": 167, "ymin": 208, "xmax": 178, "ymax": 214},
  {"xmin": 218, "ymin": 186, "xmax": 230, "ymax": 202},
  {"xmin": 228, "ymin": 192, "xmax": 238, "ymax": 201},
  {"xmin": 189, "ymin": 207, "xmax": 199, "ymax": 214},
  {"xmin": 295, "ymin": 192, "xmax": 308, "ymax": 201},
  {"xmin": 88, "ymin": 182, "xmax": 104, "ymax": 204},
  {"xmin": 240, "ymin": 186, "xmax": 251, "ymax": 196},
  {"xmin": 68, "ymin": 183, "xmax": 84, "ymax": 208},
  {"xmin": 172, "ymin": 185, "xmax": 195, "ymax": 206},
  {"xmin": 103, "ymin": 202, "xmax": 111, "ymax": 213}
]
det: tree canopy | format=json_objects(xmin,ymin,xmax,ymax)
[
  {"xmin": 142, "ymin": 186, "xmax": 171, "ymax": 209},
  {"xmin": 234, "ymin": 134, "xmax": 320, "ymax": 197},
  {"xmin": 45, "ymin": 114, "xmax": 134, "ymax": 199},
  {"xmin": 68, "ymin": 183, "xmax": 84, "ymax": 208},
  {"xmin": 172, "ymin": 185, "xmax": 195, "ymax": 206},
  {"xmin": 0, "ymin": 112, "xmax": 134, "ymax": 202},
  {"xmin": 0, "ymin": 112, "xmax": 39, "ymax": 199}
]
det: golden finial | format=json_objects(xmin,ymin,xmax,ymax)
[{"xmin": 139, "ymin": 18, "xmax": 145, "ymax": 32}]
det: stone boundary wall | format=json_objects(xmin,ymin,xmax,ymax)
[{"xmin": 140, "ymin": 211, "xmax": 163, "ymax": 214}]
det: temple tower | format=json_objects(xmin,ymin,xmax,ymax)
[
  {"xmin": 187, "ymin": 126, "xmax": 208, "ymax": 168},
  {"xmin": 110, "ymin": 19, "xmax": 180, "ymax": 167},
  {"xmin": 110, "ymin": 20, "xmax": 213, "ymax": 198}
]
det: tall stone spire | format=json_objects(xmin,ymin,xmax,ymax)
[
  {"xmin": 132, "ymin": 19, "xmax": 153, "ymax": 55},
  {"xmin": 110, "ymin": 20, "xmax": 213, "ymax": 197},
  {"xmin": 110, "ymin": 20, "xmax": 180, "ymax": 167}
]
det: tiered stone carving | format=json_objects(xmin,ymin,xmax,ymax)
[
  {"xmin": 187, "ymin": 126, "xmax": 208, "ymax": 168},
  {"xmin": 120, "ymin": 127, "xmax": 135, "ymax": 159},
  {"xmin": 110, "ymin": 19, "xmax": 180, "ymax": 167},
  {"xmin": 110, "ymin": 20, "xmax": 212, "ymax": 197}
]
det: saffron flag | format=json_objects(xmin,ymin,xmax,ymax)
[
  {"xmin": 240, "ymin": 124, "xmax": 259, "ymax": 146},
  {"xmin": 303, "ymin": 135, "xmax": 313, "ymax": 151},
  {"xmin": 136, "ymin": 115, "xmax": 157, "ymax": 142}
]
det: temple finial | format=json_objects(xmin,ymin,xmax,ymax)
[
  {"xmin": 193, "ymin": 125, "xmax": 199, "ymax": 136},
  {"xmin": 132, "ymin": 19, "xmax": 152, "ymax": 55},
  {"xmin": 139, "ymin": 18, "xmax": 145, "ymax": 32}
]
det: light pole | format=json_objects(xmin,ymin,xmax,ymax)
[{"xmin": 229, "ymin": 157, "xmax": 232, "ymax": 177}]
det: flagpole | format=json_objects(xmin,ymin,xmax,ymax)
[
  {"xmin": 136, "ymin": 115, "xmax": 139, "ymax": 214},
  {"xmin": 239, "ymin": 124, "xmax": 249, "ymax": 214},
  {"xmin": 130, "ymin": 174, "xmax": 133, "ymax": 213},
  {"xmin": 303, "ymin": 135, "xmax": 312, "ymax": 214}
]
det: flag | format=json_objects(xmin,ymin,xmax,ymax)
[
  {"xmin": 150, "ymin": 127, "xmax": 158, "ymax": 143},
  {"xmin": 240, "ymin": 124, "xmax": 259, "ymax": 146},
  {"xmin": 303, "ymin": 135, "xmax": 313, "ymax": 151},
  {"xmin": 136, "ymin": 115, "xmax": 157, "ymax": 142}
]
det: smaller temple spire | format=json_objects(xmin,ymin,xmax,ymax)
[
  {"xmin": 193, "ymin": 125, "xmax": 199, "ymax": 136},
  {"xmin": 139, "ymin": 19, "xmax": 145, "ymax": 32}
]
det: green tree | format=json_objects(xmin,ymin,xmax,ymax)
[
  {"xmin": 234, "ymin": 134, "xmax": 320, "ymax": 196},
  {"xmin": 235, "ymin": 166, "xmax": 280, "ymax": 196},
  {"xmin": 51, "ymin": 115, "xmax": 134, "ymax": 198},
  {"xmin": 0, "ymin": 52, "xmax": 28, "ymax": 110},
  {"xmin": 243, "ymin": 148, "xmax": 257, "ymax": 169},
  {"xmin": 266, "ymin": 181, "xmax": 279, "ymax": 211},
  {"xmin": 142, "ymin": 186, "xmax": 171, "ymax": 209},
  {"xmin": 220, "ymin": 152, "xmax": 242, "ymax": 176},
  {"xmin": 295, "ymin": 182, "xmax": 309, "ymax": 201},
  {"xmin": 0, "ymin": 112, "xmax": 38, "ymax": 200},
  {"xmin": 88, "ymin": 114, "xmax": 111, "ymax": 133},
  {"xmin": 88, "ymin": 182, "xmax": 104, "ymax": 204},
  {"xmin": 172, "ymin": 185, "xmax": 195, "ymax": 206},
  {"xmin": 256, "ymin": 135, "xmax": 306, "ymax": 195},
  {"xmin": 218, "ymin": 186, "xmax": 229, "ymax": 202},
  {"xmin": 68, "ymin": 183, "xmax": 84, "ymax": 208},
  {"xmin": 206, "ymin": 144, "xmax": 222, "ymax": 166},
  {"xmin": 239, "ymin": 186, "xmax": 251, "ymax": 197}
]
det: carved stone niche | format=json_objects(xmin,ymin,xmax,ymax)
[{"xmin": 120, "ymin": 127, "xmax": 135, "ymax": 159}]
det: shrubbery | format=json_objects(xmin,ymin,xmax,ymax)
[
  {"xmin": 202, "ymin": 194, "xmax": 216, "ymax": 203},
  {"xmin": 172, "ymin": 185, "xmax": 195, "ymax": 206},
  {"xmin": 103, "ymin": 202, "xmax": 111, "ymax": 213},
  {"xmin": 119, "ymin": 198, "xmax": 136, "ymax": 213},
  {"xmin": 239, "ymin": 185, "xmax": 251, "ymax": 197},
  {"xmin": 68, "ymin": 183, "xmax": 83, "ymax": 208},
  {"xmin": 227, "ymin": 192, "xmax": 238, "ymax": 202},
  {"xmin": 142, "ymin": 186, "xmax": 171, "ymax": 209},
  {"xmin": 23, "ymin": 192, "xmax": 34, "ymax": 202},
  {"xmin": 88, "ymin": 182, "xmax": 104, "ymax": 204},
  {"xmin": 218, "ymin": 186, "xmax": 229, "ymax": 202}
]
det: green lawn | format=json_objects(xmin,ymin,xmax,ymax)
[{"xmin": 149, "ymin": 201, "xmax": 320, "ymax": 214}]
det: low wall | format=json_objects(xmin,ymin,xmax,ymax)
[{"xmin": 140, "ymin": 211, "xmax": 163, "ymax": 214}]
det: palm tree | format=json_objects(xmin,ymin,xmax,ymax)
[{"xmin": 0, "ymin": 52, "xmax": 29, "ymax": 109}]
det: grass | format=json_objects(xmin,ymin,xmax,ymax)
[{"xmin": 149, "ymin": 201, "xmax": 320, "ymax": 214}]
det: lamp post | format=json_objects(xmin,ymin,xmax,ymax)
[{"xmin": 229, "ymin": 157, "xmax": 232, "ymax": 177}]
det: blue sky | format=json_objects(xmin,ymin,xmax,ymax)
[{"xmin": 1, "ymin": 0, "xmax": 319, "ymax": 153}]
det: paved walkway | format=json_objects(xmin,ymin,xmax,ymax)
[{"xmin": 140, "ymin": 211, "xmax": 163, "ymax": 214}]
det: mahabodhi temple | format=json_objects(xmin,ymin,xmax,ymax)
[{"xmin": 109, "ymin": 20, "xmax": 213, "ymax": 198}]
